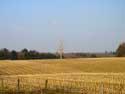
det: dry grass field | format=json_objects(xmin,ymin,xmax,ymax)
[
  {"xmin": 0, "ymin": 57, "xmax": 125, "ymax": 94},
  {"xmin": 0, "ymin": 57, "xmax": 125, "ymax": 75}
]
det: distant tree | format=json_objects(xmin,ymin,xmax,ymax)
[
  {"xmin": 116, "ymin": 42, "xmax": 125, "ymax": 57},
  {"xmin": 10, "ymin": 50, "xmax": 18, "ymax": 60},
  {"xmin": 29, "ymin": 50, "xmax": 39, "ymax": 59},
  {"xmin": 0, "ymin": 48, "xmax": 60, "ymax": 60},
  {"xmin": 76, "ymin": 53, "xmax": 87, "ymax": 58},
  {"xmin": 45, "ymin": 53, "xmax": 58, "ymax": 59},
  {"xmin": 0, "ymin": 48, "xmax": 10, "ymax": 60},
  {"xmin": 90, "ymin": 54, "xmax": 97, "ymax": 58},
  {"xmin": 20, "ymin": 48, "xmax": 30, "ymax": 59}
]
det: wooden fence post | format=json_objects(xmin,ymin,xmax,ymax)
[
  {"xmin": 17, "ymin": 78, "xmax": 20, "ymax": 94},
  {"xmin": 44, "ymin": 79, "xmax": 48, "ymax": 94},
  {"xmin": 120, "ymin": 83, "xmax": 123, "ymax": 94},
  {"xmin": 45, "ymin": 79, "xmax": 48, "ymax": 89}
]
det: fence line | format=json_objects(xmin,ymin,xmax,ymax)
[{"xmin": 0, "ymin": 78, "xmax": 125, "ymax": 94}]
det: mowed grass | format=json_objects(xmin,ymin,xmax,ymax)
[
  {"xmin": 0, "ymin": 58, "xmax": 125, "ymax": 94},
  {"xmin": 0, "ymin": 57, "xmax": 125, "ymax": 75}
]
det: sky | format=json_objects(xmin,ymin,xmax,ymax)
[{"xmin": 0, "ymin": 0, "xmax": 125, "ymax": 52}]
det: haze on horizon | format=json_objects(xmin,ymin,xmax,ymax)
[{"xmin": 0, "ymin": 0, "xmax": 125, "ymax": 52}]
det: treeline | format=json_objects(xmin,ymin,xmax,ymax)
[
  {"xmin": 64, "ymin": 52, "xmax": 116, "ymax": 58},
  {"xmin": 0, "ymin": 48, "xmax": 59, "ymax": 60},
  {"xmin": 0, "ymin": 42, "xmax": 124, "ymax": 60}
]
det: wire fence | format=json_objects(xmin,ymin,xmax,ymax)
[{"xmin": 0, "ymin": 77, "xmax": 125, "ymax": 94}]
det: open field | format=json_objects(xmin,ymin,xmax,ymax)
[
  {"xmin": 0, "ymin": 57, "xmax": 125, "ymax": 75},
  {"xmin": 0, "ymin": 57, "xmax": 125, "ymax": 94},
  {"xmin": 0, "ymin": 73, "xmax": 125, "ymax": 94}
]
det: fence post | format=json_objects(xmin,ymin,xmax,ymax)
[
  {"xmin": 17, "ymin": 78, "xmax": 20, "ymax": 94},
  {"xmin": 43, "ymin": 79, "xmax": 48, "ymax": 94},
  {"xmin": 45, "ymin": 79, "xmax": 48, "ymax": 89},
  {"xmin": 120, "ymin": 83, "xmax": 123, "ymax": 94}
]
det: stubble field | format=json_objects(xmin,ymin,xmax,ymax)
[{"xmin": 0, "ymin": 57, "xmax": 125, "ymax": 94}]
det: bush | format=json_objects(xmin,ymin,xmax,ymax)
[{"xmin": 116, "ymin": 42, "xmax": 125, "ymax": 57}]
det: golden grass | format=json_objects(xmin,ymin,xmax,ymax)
[
  {"xmin": 0, "ymin": 57, "xmax": 125, "ymax": 75},
  {"xmin": 0, "ymin": 73, "xmax": 125, "ymax": 94},
  {"xmin": 0, "ymin": 58, "xmax": 125, "ymax": 94}
]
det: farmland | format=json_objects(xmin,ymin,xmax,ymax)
[
  {"xmin": 0, "ymin": 57, "xmax": 125, "ymax": 94},
  {"xmin": 0, "ymin": 57, "xmax": 125, "ymax": 75}
]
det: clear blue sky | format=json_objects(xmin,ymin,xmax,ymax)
[{"xmin": 0, "ymin": 0, "xmax": 125, "ymax": 52}]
